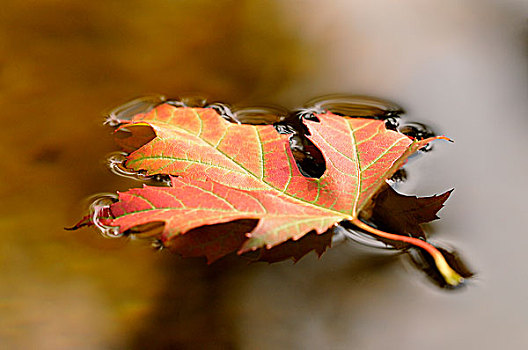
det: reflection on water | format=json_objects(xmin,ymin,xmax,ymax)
[
  {"xmin": 1, "ymin": 0, "xmax": 527, "ymax": 349},
  {"xmin": 105, "ymin": 95, "xmax": 167, "ymax": 127},
  {"xmin": 304, "ymin": 94, "xmax": 404, "ymax": 118}
]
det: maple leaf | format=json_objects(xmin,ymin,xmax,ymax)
[
  {"xmin": 72, "ymin": 102, "xmax": 467, "ymax": 287},
  {"xmin": 110, "ymin": 104, "xmax": 432, "ymax": 247}
]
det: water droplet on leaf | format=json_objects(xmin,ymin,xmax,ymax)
[
  {"xmin": 87, "ymin": 194, "xmax": 121, "ymax": 238},
  {"xmin": 106, "ymin": 152, "xmax": 172, "ymax": 186}
]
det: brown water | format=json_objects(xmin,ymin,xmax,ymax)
[{"xmin": 1, "ymin": 0, "xmax": 527, "ymax": 349}]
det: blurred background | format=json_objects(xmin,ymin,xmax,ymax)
[{"xmin": 1, "ymin": 0, "xmax": 527, "ymax": 349}]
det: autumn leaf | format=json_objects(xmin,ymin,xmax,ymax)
[
  {"xmin": 72, "ymin": 102, "xmax": 466, "ymax": 287},
  {"xmin": 111, "ymin": 104, "xmax": 434, "ymax": 248}
]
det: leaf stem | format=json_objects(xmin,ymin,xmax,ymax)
[{"xmin": 350, "ymin": 218, "xmax": 464, "ymax": 287}]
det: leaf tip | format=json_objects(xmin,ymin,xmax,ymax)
[
  {"xmin": 408, "ymin": 244, "xmax": 474, "ymax": 289},
  {"xmin": 436, "ymin": 135, "xmax": 454, "ymax": 143},
  {"xmin": 65, "ymin": 214, "xmax": 92, "ymax": 231}
]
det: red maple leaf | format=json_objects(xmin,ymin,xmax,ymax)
[{"xmin": 72, "ymin": 102, "xmax": 467, "ymax": 287}]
